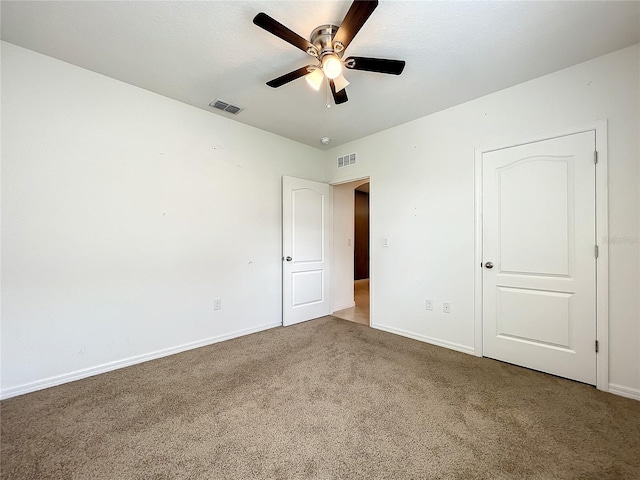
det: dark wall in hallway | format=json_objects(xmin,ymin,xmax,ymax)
[{"xmin": 354, "ymin": 189, "xmax": 369, "ymax": 280}]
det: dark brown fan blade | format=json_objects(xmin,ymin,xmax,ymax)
[
  {"xmin": 266, "ymin": 66, "xmax": 314, "ymax": 88},
  {"xmin": 330, "ymin": 80, "xmax": 348, "ymax": 105},
  {"xmin": 345, "ymin": 56, "xmax": 405, "ymax": 75},
  {"xmin": 253, "ymin": 13, "xmax": 317, "ymax": 56},
  {"xmin": 333, "ymin": 0, "xmax": 378, "ymax": 52}
]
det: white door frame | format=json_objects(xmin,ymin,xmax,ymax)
[
  {"xmin": 473, "ymin": 120, "xmax": 609, "ymax": 391},
  {"xmin": 330, "ymin": 172, "xmax": 374, "ymax": 326}
]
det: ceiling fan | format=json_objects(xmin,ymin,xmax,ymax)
[{"xmin": 253, "ymin": 0, "xmax": 405, "ymax": 105}]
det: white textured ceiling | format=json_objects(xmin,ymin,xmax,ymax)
[{"xmin": 2, "ymin": 1, "xmax": 639, "ymax": 149}]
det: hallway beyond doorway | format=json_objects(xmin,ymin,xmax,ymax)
[{"xmin": 333, "ymin": 279, "xmax": 369, "ymax": 325}]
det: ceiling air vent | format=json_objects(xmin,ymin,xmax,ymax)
[
  {"xmin": 337, "ymin": 152, "xmax": 357, "ymax": 168},
  {"xmin": 209, "ymin": 99, "xmax": 243, "ymax": 115}
]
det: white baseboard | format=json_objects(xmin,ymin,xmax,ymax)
[
  {"xmin": 332, "ymin": 301, "xmax": 356, "ymax": 312},
  {"xmin": 0, "ymin": 322, "xmax": 281, "ymax": 400},
  {"xmin": 608, "ymin": 383, "xmax": 640, "ymax": 401},
  {"xmin": 371, "ymin": 323, "xmax": 475, "ymax": 355}
]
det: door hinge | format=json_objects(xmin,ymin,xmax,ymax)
[
  {"xmin": 594, "ymin": 245, "xmax": 599, "ymax": 258},
  {"xmin": 595, "ymin": 340, "xmax": 599, "ymax": 353},
  {"xmin": 594, "ymin": 151, "xmax": 598, "ymax": 164}
]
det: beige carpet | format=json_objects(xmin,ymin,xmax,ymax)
[{"xmin": 2, "ymin": 316, "xmax": 639, "ymax": 479}]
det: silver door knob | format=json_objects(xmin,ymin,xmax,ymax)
[
  {"xmin": 285, "ymin": 256, "xmax": 292, "ymax": 262},
  {"xmin": 485, "ymin": 262, "xmax": 494, "ymax": 269}
]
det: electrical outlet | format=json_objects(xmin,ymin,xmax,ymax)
[
  {"xmin": 425, "ymin": 299, "xmax": 433, "ymax": 311},
  {"xmin": 214, "ymin": 298, "xmax": 222, "ymax": 310},
  {"xmin": 443, "ymin": 302, "xmax": 451, "ymax": 313}
]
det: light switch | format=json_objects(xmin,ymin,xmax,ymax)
[{"xmin": 383, "ymin": 238, "xmax": 389, "ymax": 247}]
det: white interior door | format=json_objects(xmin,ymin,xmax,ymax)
[
  {"xmin": 482, "ymin": 131, "xmax": 597, "ymax": 385},
  {"xmin": 282, "ymin": 176, "xmax": 332, "ymax": 326}
]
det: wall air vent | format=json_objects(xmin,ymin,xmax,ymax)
[
  {"xmin": 209, "ymin": 99, "xmax": 243, "ymax": 115},
  {"xmin": 337, "ymin": 152, "xmax": 357, "ymax": 168}
]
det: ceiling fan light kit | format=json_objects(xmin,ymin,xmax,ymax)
[
  {"xmin": 305, "ymin": 67, "xmax": 325, "ymax": 91},
  {"xmin": 332, "ymin": 73, "xmax": 350, "ymax": 93},
  {"xmin": 322, "ymin": 54, "xmax": 343, "ymax": 79},
  {"xmin": 253, "ymin": 0, "xmax": 405, "ymax": 106}
]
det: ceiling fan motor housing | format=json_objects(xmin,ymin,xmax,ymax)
[{"xmin": 310, "ymin": 24, "xmax": 343, "ymax": 59}]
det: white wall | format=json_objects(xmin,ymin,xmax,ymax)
[
  {"xmin": 324, "ymin": 45, "xmax": 640, "ymax": 397},
  {"xmin": 331, "ymin": 179, "xmax": 369, "ymax": 312},
  {"xmin": 3, "ymin": 41, "xmax": 639, "ymax": 400},
  {"xmin": 0, "ymin": 42, "xmax": 324, "ymax": 398}
]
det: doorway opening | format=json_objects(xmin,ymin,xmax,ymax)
[{"xmin": 332, "ymin": 179, "xmax": 370, "ymax": 325}]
